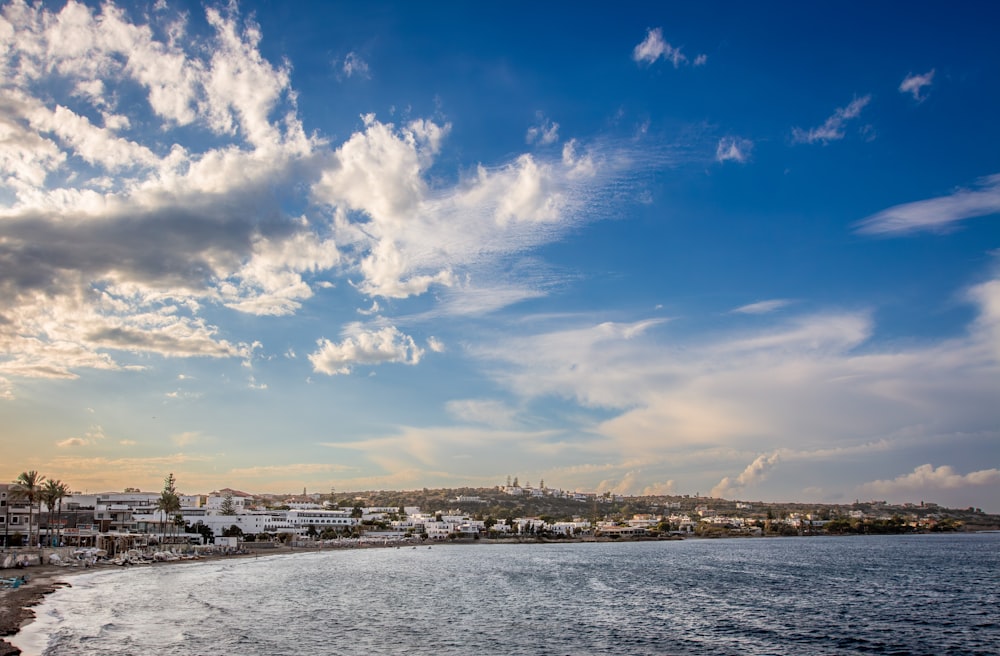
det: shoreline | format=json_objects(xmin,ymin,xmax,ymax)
[
  {"xmin": 0, "ymin": 565, "xmax": 79, "ymax": 656},
  {"xmin": 0, "ymin": 547, "xmax": 299, "ymax": 656}
]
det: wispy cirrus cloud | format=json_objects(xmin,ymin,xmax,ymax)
[
  {"xmin": 792, "ymin": 95, "xmax": 872, "ymax": 144},
  {"xmin": 468, "ymin": 276, "xmax": 1000, "ymax": 496},
  {"xmin": 731, "ymin": 299, "xmax": 792, "ymax": 315},
  {"xmin": 855, "ymin": 174, "xmax": 1000, "ymax": 235},
  {"xmin": 445, "ymin": 398, "xmax": 519, "ymax": 428}
]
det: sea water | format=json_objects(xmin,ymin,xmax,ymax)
[{"xmin": 14, "ymin": 533, "xmax": 1000, "ymax": 655}]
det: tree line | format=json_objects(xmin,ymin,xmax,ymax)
[{"xmin": 5, "ymin": 470, "xmax": 70, "ymax": 548}]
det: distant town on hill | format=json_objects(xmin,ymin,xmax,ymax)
[{"xmin": 4, "ymin": 474, "xmax": 998, "ymax": 550}]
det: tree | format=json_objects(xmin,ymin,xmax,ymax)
[
  {"xmin": 41, "ymin": 479, "xmax": 68, "ymax": 547},
  {"xmin": 219, "ymin": 491, "xmax": 237, "ymax": 516},
  {"xmin": 222, "ymin": 524, "xmax": 243, "ymax": 538},
  {"xmin": 12, "ymin": 471, "xmax": 44, "ymax": 548},
  {"xmin": 156, "ymin": 473, "xmax": 181, "ymax": 542}
]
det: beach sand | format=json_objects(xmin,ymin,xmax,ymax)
[
  {"xmin": 0, "ymin": 565, "xmax": 80, "ymax": 656},
  {"xmin": 0, "ymin": 544, "xmax": 327, "ymax": 655}
]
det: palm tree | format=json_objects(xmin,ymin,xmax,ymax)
[
  {"xmin": 55, "ymin": 481, "xmax": 69, "ymax": 546},
  {"xmin": 12, "ymin": 471, "xmax": 44, "ymax": 548},
  {"xmin": 41, "ymin": 480, "xmax": 69, "ymax": 547}
]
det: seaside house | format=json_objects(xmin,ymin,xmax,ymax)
[
  {"xmin": 94, "ymin": 492, "xmax": 160, "ymax": 533},
  {"xmin": 0, "ymin": 483, "xmax": 36, "ymax": 546}
]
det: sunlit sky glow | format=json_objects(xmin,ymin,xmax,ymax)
[{"xmin": 1, "ymin": 1, "xmax": 998, "ymax": 511}]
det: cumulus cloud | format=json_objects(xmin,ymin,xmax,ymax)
[
  {"xmin": 0, "ymin": 1, "xmax": 323, "ymax": 385},
  {"xmin": 861, "ymin": 464, "xmax": 1000, "ymax": 496},
  {"xmin": 710, "ymin": 452, "xmax": 781, "ymax": 498},
  {"xmin": 899, "ymin": 69, "xmax": 934, "ymax": 101},
  {"xmin": 855, "ymin": 173, "xmax": 1000, "ymax": 235},
  {"xmin": 715, "ymin": 136, "xmax": 753, "ymax": 163},
  {"xmin": 313, "ymin": 114, "xmax": 632, "ymax": 300},
  {"xmin": 792, "ymin": 95, "xmax": 871, "ymax": 144},
  {"xmin": 309, "ymin": 323, "xmax": 424, "ymax": 375},
  {"xmin": 632, "ymin": 27, "xmax": 692, "ymax": 68},
  {"xmin": 0, "ymin": 1, "xmax": 668, "ymax": 396}
]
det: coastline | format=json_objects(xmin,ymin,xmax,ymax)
[
  {"xmin": 0, "ymin": 565, "xmax": 78, "ymax": 656},
  {"xmin": 0, "ymin": 547, "xmax": 299, "ymax": 655}
]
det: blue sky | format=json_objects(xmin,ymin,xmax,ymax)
[{"xmin": 1, "ymin": 1, "xmax": 999, "ymax": 510}]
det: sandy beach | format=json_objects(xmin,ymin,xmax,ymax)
[
  {"xmin": 0, "ymin": 564, "xmax": 79, "ymax": 656},
  {"xmin": 0, "ymin": 546, "xmax": 300, "ymax": 655},
  {"xmin": 0, "ymin": 541, "xmax": 394, "ymax": 655}
]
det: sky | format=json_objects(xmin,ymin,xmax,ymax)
[{"xmin": 1, "ymin": 1, "xmax": 999, "ymax": 511}]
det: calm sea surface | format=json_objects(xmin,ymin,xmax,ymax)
[{"xmin": 14, "ymin": 533, "xmax": 1000, "ymax": 655}]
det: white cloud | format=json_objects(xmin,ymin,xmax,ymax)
[
  {"xmin": 0, "ymin": 1, "xmax": 327, "ymax": 386},
  {"xmin": 598, "ymin": 470, "xmax": 648, "ymax": 495},
  {"xmin": 526, "ymin": 113, "xmax": 559, "ymax": 145},
  {"xmin": 309, "ymin": 323, "xmax": 424, "ymax": 375},
  {"xmin": 855, "ymin": 173, "xmax": 1000, "ymax": 235},
  {"xmin": 861, "ymin": 464, "xmax": 1000, "ymax": 496},
  {"xmin": 446, "ymin": 399, "xmax": 518, "ymax": 428},
  {"xmin": 731, "ymin": 299, "xmax": 792, "ymax": 315},
  {"xmin": 313, "ymin": 115, "xmax": 631, "ymax": 301},
  {"xmin": 693, "ymin": 54, "xmax": 707, "ymax": 67},
  {"xmin": 710, "ymin": 452, "xmax": 780, "ymax": 498},
  {"xmin": 632, "ymin": 27, "xmax": 687, "ymax": 67},
  {"xmin": 715, "ymin": 136, "xmax": 753, "ymax": 164},
  {"xmin": 56, "ymin": 425, "xmax": 106, "ymax": 448},
  {"xmin": 899, "ymin": 69, "xmax": 934, "ymax": 102},
  {"xmin": 342, "ymin": 51, "xmax": 370, "ymax": 79},
  {"xmin": 472, "ymin": 278, "xmax": 1000, "ymax": 481},
  {"xmin": 427, "ymin": 336, "xmax": 445, "ymax": 352},
  {"xmin": 792, "ymin": 95, "xmax": 871, "ymax": 144}
]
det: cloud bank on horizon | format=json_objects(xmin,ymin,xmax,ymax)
[{"xmin": 1, "ymin": 1, "xmax": 998, "ymax": 511}]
